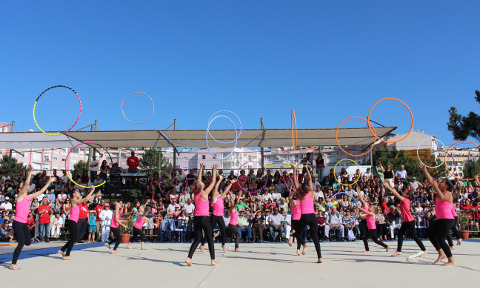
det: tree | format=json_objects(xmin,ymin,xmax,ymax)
[
  {"xmin": 73, "ymin": 160, "xmax": 88, "ymax": 175},
  {"xmin": 139, "ymin": 148, "xmax": 172, "ymax": 176},
  {"xmin": 464, "ymin": 160, "xmax": 480, "ymax": 179},
  {"xmin": 0, "ymin": 155, "xmax": 26, "ymax": 177},
  {"xmin": 447, "ymin": 90, "xmax": 480, "ymax": 142}
]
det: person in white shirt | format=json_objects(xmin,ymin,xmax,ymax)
[
  {"xmin": 50, "ymin": 213, "xmax": 64, "ymax": 238},
  {"xmin": 183, "ymin": 198, "xmax": 195, "ymax": 215},
  {"xmin": 90, "ymin": 155, "xmax": 99, "ymax": 184},
  {"xmin": 99, "ymin": 203, "xmax": 113, "ymax": 241},
  {"xmin": 267, "ymin": 207, "xmax": 285, "ymax": 242},
  {"xmin": 1, "ymin": 172, "xmax": 10, "ymax": 185},
  {"xmin": 0, "ymin": 197, "xmax": 13, "ymax": 211}
]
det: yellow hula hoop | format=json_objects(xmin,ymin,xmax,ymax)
[
  {"xmin": 333, "ymin": 159, "xmax": 361, "ymax": 186},
  {"xmin": 65, "ymin": 142, "xmax": 106, "ymax": 189},
  {"xmin": 291, "ymin": 110, "xmax": 298, "ymax": 149}
]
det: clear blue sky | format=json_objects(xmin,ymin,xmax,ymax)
[{"xmin": 1, "ymin": 1, "xmax": 479, "ymax": 148}]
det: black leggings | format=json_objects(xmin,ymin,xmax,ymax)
[
  {"xmin": 296, "ymin": 214, "xmax": 322, "ymax": 259},
  {"xmin": 363, "ymin": 228, "xmax": 388, "ymax": 251},
  {"xmin": 427, "ymin": 218, "xmax": 455, "ymax": 258},
  {"xmin": 292, "ymin": 219, "xmax": 301, "ymax": 250},
  {"xmin": 229, "ymin": 224, "xmax": 240, "ymax": 249},
  {"xmin": 201, "ymin": 215, "xmax": 226, "ymax": 246},
  {"xmin": 12, "ymin": 221, "xmax": 31, "ymax": 265},
  {"xmin": 131, "ymin": 227, "xmax": 145, "ymax": 243},
  {"xmin": 188, "ymin": 216, "xmax": 215, "ymax": 260},
  {"xmin": 446, "ymin": 216, "xmax": 460, "ymax": 247},
  {"xmin": 61, "ymin": 220, "xmax": 78, "ymax": 256},
  {"xmin": 397, "ymin": 220, "xmax": 426, "ymax": 252},
  {"xmin": 108, "ymin": 227, "xmax": 121, "ymax": 251},
  {"xmin": 359, "ymin": 219, "xmax": 368, "ymax": 239}
]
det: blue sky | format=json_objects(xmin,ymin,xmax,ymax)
[{"xmin": 1, "ymin": 1, "xmax": 479, "ymax": 149}]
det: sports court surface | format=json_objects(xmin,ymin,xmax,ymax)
[{"xmin": 1, "ymin": 240, "xmax": 479, "ymax": 288}]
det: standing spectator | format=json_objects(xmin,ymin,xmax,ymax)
[
  {"xmin": 88, "ymin": 211, "xmax": 97, "ymax": 243},
  {"xmin": 267, "ymin": 207, "xmax": 285, "ymax": 242},
  {"xmin": 38, "ymin": 198, "xmax": 51, "ymax": 242},
  {"xmin": 1, "ymin": 171, "xmax": 11, "ymax": 184},
  {"xmin": 315, "ymin": 153, "xmax": 325, "ymax": 183},
  {"xmin": 395, "ymin": 165, "xmax": 408, "ymax": 186},
  {"xmin": 99, "ymin": 203, "xmax": 113, "ymax": 241},
  {"xmin": 384, "ymin": 164, "xmax": 394, "ymax": 187},
  {"xmin": 89, "ymin": 155, "xmax": 99, "ymax": 183},
  {"xmin": 127, "ymin": 151, "xmax": 139, "ymax": 172}
]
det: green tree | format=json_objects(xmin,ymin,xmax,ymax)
[
  {"xmin": 447, "ymin": 90, "xmax": 480, "ymax": 142},
  {"xmin": 74, "ymin": 160, "xmax": 88, "ymax": 175},
  {"xmin": 464, "ymin": 160, "xmax": 480, "ymax": 179},
  {"xmin": 139, "ymin": 148, "xmax": 172, "ymax": 176},
  {"xmin": 0, "ymin": 154, "xmax": 26, "ymax": 177}
]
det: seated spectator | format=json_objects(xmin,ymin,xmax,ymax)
[
  {"xmin": 50, "ymin": 213, "xmax": 64, "ymax": 238},
  {"xmin": 316, "ymin": 211, "xmax": 326, "ymax": 240},
  {"xmin": 267, "ymin": 207, "xmax": 284, "ymax": 242},
  {"xmin": 0, "ymin": 221, "xmax": 14, "ymax": 242},
  {"xmin": 0, "ymin": 197, "xmax": 12, "ymax": 212},
  {"xmin": 386, "ymin": 206, "xmax": 402, "ymax": 240},
  {"xmin": 325, "ymin": 207, "xmax": 345, "ymax": 241},
  {"xmin": 252, "ymin": 210, "xmax": 265, "ymax": 242},
  {"xmin": 237, "ymin": 209, "xmax": 252, "ymax": 242}
]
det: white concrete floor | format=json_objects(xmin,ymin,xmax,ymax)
[{"xmin": 1, "ymin": 240, "xmax": 479, "ymax": 288}]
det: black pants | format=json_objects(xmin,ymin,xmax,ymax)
[
  {"xmin": 446, "ymin": 216, "xmax": 460, "ymax": 247},
  {"xmin": 397, "ymin": 220, "xmax": 426, "ymax": 252},
  {"xmin": 131, "ymin": 227, "xmax": 145, "ymax": 243},
  {"xmin": 201, "ymin": 215, "xmax": 226, "ymax": 246},
  {"xmin": 77, "ymin": 218, "xmax": 88, "ymax": 242},
  {"xmin": 61, "ymin": 220, "xmax": 78, "ymax": 256},
  {"xmin": 296, "ymin": 214, "xmax": 322, "ymax": 259},
  {"xmin": 363, "ymin": 228, "xmax": 388, "ymax": 251},
  {"xmin": 359, "ymin": 219, "xmax": 368, "ymax": 240},
  {"xmin": 108, "ymin": 227, "xmax": 121, "ymax": 251},
  {"xmin": 292, "ymin": 219, "xmax": 301, "ymax": 250},
  {"xmin": 12, "ymin": 221, "xmax": 31, "ymax": 264},
  {"xmin": 229, "ymin": 224, "xmax": 240, "ymax": 249},
  {"xmin": 427, "ymin": 218, "xmax": 455, "ymax": 258},
  {"xmin": 188, "ymin": 216, "xmax": 215, "ymax": 260}
]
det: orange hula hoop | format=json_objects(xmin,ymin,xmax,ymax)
[
  {"xmin": 291, "ymin": 110, "xmax": 298, "ymax": 149},
  {"xmin": 444, "ymin": 140, "xmax": 480, "ymax": 181},
  {"xmin": 335, "ymin": 116, "xmax": 377, "ymax": 157},
  {"xmin": 367, "ymin": 98, "xmax": 414, "ymax": 144}
]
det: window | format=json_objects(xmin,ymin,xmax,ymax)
[
  {"xmin": 183, "ymin": 157, "xmax": 187, "ymax": 161},
  {"xmin": 202, "ymin": 155, "xmax": 206, "ymax": 160},
  {"xmin": 53, "ymin": 157, "xmax": 58, "ymax": 160}
]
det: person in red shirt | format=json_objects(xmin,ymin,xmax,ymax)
[
  {"xmin": 95, "ymin": 199, "xmax": 105, "ymax": 241},
  {"xmin": 38, "ymin": 198, "xmax": 51, "ymax": 242},
  {"xmin": 27, "ymin": 212, "xmax": 36, "ymax": 242},
  {"xmin": 77, "ymin": 202, "xmax": 89, "ymax": 242},
  {"xmin": 127, "ymin": 151, "xmax": 139, "ymax": 172}
]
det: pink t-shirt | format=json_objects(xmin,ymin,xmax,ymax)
[
  {"xmin": 13, "ymin": 196, "xmax": 31, "ymax": 223},
  {"xmin": 299, "ymin": 194, "xmax": 315, "ymax": 214},
  {"xmin": 436, "ymin": 191, "xmax": 454, "ymax": 220},
  {"xmin": 229, "ymin": 209, "xmax": 238, "ymax": 225},
  {"xmin": 69, "ymin": 205, "xmax": 80, "ymax": 223},
  {"xmin": 400, "ymin": 198, "xmax": 414, "ymax": 223},
  {"xmin": 451, "ymin": 204, "xmax": 458, "ymax": 217},
  {"xmin": 212, "ymin": 197, "xmax": 224, "ymax": 217},
  {"xmin": 195, "ymin": 191, "xmax": 209, "ymax": 216},
  {"xmin": 110, "ymin": 211, "xmax": 119, "ymax": 228},
  {"xmin": 134, "ymin": 216, "xmax": 145, "ymax": 230},
  {"xmin": 291, "ymin": 200, "xmax": 302, "ymax": 220}
]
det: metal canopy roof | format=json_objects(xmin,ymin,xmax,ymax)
[{"xmin": 0, "ymin": 126, "xmax": 396, "ymax": 149}]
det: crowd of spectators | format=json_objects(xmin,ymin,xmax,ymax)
[{"xmin": 1, "ymin": 151, "xmax": 480, "ymax": 244}]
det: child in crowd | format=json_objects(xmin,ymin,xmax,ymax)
[{"xmin": 88, "ymin": 210, "xmax": 97, "ymax": 243}]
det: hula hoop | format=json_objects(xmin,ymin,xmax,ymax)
[
  {"xmin": 326, "ymin": 192, "xmax": 359, "ymax": 225},
  {"xmin": 65, "ymin": 142, "xmax": 113, "ymax": 189},
  {"xmin": 335, "ymin": 116, "xmax": 377, "ymax": 157},
  {"xmin": 367, "ymin": 98, "xmax": 413, "ymax": 144},
  {"xmin": 207, "ymin": 110, "xmax": 242, "ymax": 144},
  {"xmin": 417, "ymin": 137, "xmax": 447, "ymax": 169},
  {"xmin": 121, "ymin": 92, "xmax": 154, "ymax": 124},
  {"xmin": 33, "ymin": 85, "xmax": 82, "ymax": 136},
  {"xmin": 206, "ymin": 114, "xmax": 238, "ymax": 160},
  {"xmin": 237, "ymin": 161, "xmax": 268, "ymax": 194},
  {"xmin": 291, "ymin": 110, "xmax": 298, "ymax": 149},
  {"xmin": 158, "ymin": 168, "xmax": 188, "ymax": 198},
  {"xmin": 444, "ymin": 140, "xmax": 480, "ymax": 181},
  {"xmin": 333, "ymin": 159, "xmax": 361, "ymax": 186}
]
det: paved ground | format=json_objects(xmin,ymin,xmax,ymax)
[{"xmin": 0, "ymin": 240, "xmax": 479, "ymax": 288}]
